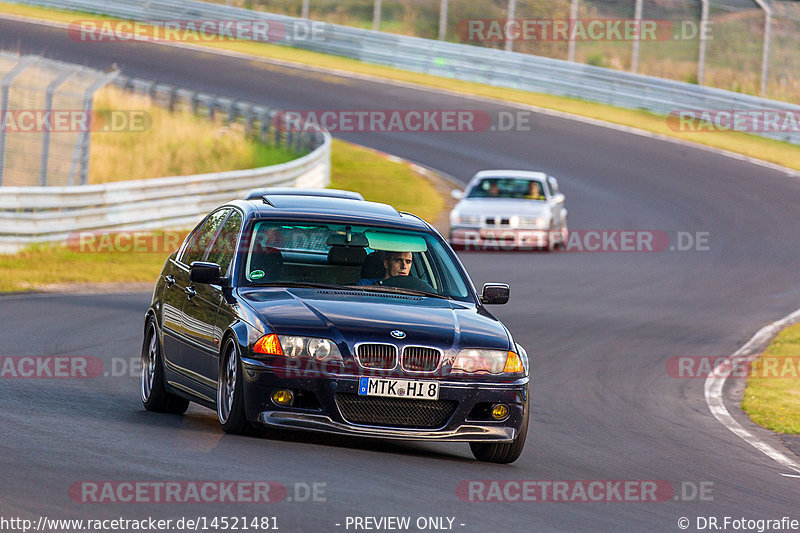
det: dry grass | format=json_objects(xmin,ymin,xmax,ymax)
[{"xmin": 89, "ymin": 86, "xmax": 297, "ymax": 182}]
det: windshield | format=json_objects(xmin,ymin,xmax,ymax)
[
  {"xmin": 240, "ymin": 221, "xmax": 472, "ymax": 300},
  {"xmin": 467, "ymin": 178, "xmax": 546, "ymax": 200}
]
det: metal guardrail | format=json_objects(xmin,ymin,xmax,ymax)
[
  {"xmin": 0, "ymin": 74, "xmax": 332, "ymax": 253},
  {"xmin": 8, "ymin": 0, "xmax": 800, "ymax": 145}
]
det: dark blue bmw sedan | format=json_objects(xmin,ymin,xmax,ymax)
[{"xmin": 142, "ymin": 194, "xmax": 529, "ymax": 463}]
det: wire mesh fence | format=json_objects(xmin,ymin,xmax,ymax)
[
  {"xmin": 0, "ymin": 52, "xmax": 117, "ymax": 187},
  {"xmin": 204, "ymin": 0, "xmax": 800, "ymax": 104}
]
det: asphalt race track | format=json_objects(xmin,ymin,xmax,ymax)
[{"xmin": 2, "ymin": 16, "xmax": 800, "ymax": 533}]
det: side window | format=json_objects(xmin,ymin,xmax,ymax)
[
  {"xmin": 181, "ymin": 209, "xmax": 230, "ymax": 266},
  {"xmin": 206, "ymin": 210, "xmax": 243, "ymax": 275}
]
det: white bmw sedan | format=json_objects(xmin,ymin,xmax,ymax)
[{"xmin": 449, "ymin": 170, "xmax": 568, "ymax": 251}]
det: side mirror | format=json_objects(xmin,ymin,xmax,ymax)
[
  {"xmin": 451, "ymin": 189, "xmax": 465, "ymax": 200},
  {"xmin": 190, "ymin": 261, "xmax": 221, "ymax": 284},
  {"xmin": 480, "ymin": 283, "xmax": 510, "ymax": 305}
]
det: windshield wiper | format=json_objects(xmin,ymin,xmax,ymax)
[{"xmin": 344, "ymin": 284, "xmax": 449, "ymax": 300}]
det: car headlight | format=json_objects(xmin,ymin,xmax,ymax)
[
  {"xmin": 519, "ymin": 216, "xmax": 549, "ymax": 228},
  {"xmin": 450, "ymin": 213, "xmax": 481, "ymax": 226},
  {"xmin": 451, "ymin": 349, "xmax": 525, "ymax": 375},
  {"xmin": 253, "ymin": 334, "xmax": 342, "ymax": 363}
]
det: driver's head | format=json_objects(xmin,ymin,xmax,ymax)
[
  {"xmin": 384, "ymin": 251, "xmax": 412, "ymax": 278},
  {"xmin": 528, "ymin": 181, "xmax": 542, "ymax": 197}
]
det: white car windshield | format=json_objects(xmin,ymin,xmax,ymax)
[{"xmin": 467, "ymin": 178, "xmax": 546, "ymax": 200}]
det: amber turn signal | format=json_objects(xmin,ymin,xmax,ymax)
[
  {"xmin": 254, "ymin": 334, "xmax": 283, "ymax": 355},
  {"xmin": 503, "ymin": 351, "xmax": 524, "ymax": 373}
]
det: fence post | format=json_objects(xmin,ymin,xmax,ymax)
[
  {"xmin": 373, "ymin": 0, "xmax": 381, "ymax": 31},
  {"xmin": 697, "ymin": 0, "xmax": 708, "ymax": 85},
  {"xmin": 39, "ymin": 68, "xmax": 80, "ymax": 186},
  {"xmin": 567, "ymin": 0, "xmax": 578, "ymax": 62},
  {"xmin": 301, "ymin": 0, "xmax": 309, "ymax": 19},
  {"xmin": 631, "ymin": 0, "xmax": 643, "ymax": 73},
  {"xmin": 69, "ymin": 69, "xmax": 118, "ymax": 186},
  {"xmin": 0, "ymin": 56, "xmax": 38, "ymax": 186},
  {"xmin": 438, "ymin": 0, "xmax": 448, "ymax": 41},
  {"xmin": 505, "ymin": 0, "xmax": 516, "ymax": 52},
  {"xmin": 753, "ymin": 0, "xmax": 772, "ymax": 96}
]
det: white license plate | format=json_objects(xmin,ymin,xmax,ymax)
[{"xmin": 358, "ymin": 377, "xmax": 439, "ymax": 400}]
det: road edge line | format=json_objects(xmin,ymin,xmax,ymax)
[{"xmin": 704, "ymin": 308, "xmax": 800, "ymax": 475}]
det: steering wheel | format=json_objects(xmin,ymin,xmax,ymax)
[{"xmin": 381, "ymin": 275, "xmax": 436, "ymax": 293}]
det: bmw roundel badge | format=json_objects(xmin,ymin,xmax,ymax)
[{"xmin": 390, "ymin": 330, "xmax": 406, "ymax": 339}]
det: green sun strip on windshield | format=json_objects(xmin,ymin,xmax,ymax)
[{"xmin": 365, "ymin": 231, "xmax": 427, "ymax": 252}]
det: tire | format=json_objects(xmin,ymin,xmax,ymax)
[
  {"xmin": 557, "ymin": 222, "xmax": 569, "ymax": 250},
  {"xmin": 469, "ymin": 402, "xmax": 529, "ymax": 464},
  {"xmin": 217, "ymin": 337, "xmax": 262, "ymax": 436},
  {"xmin": 543, "ymin": 225, "xmax": 556, "ymax": 252},
  {"xmin": 141, "ymin": 318, "xmax": 190, "ymax": 414}
]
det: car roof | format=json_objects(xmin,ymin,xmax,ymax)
[
  {"xmin": 471, "ymin": 170, "xmax": 548, "ymax": 182},
  {"xmin": 243, "ymin": 187, "xmax": 364, "ymax": 201},
  {"xmin": 230, "ymin": 197, "xmax": 431, "ymax": 230}
]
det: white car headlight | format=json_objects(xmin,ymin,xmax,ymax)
[
  {"xmin": 454, "ymin": 214, "xmax": 481, "ymax": 225},
  {"xmin": 519, "ymin": 215, "xmax": 549, "ymax": 228},
  {"xmin": 451, "ymin": 348, "xmax": 524, "ymax": 374},
  {"xmin": 277, "ymin": 335, "xmax": 343, "ymax": 362}
]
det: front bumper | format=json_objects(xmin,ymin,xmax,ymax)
[
  {"xmin": 257, "ymin": 411, "xmax": 516, "ymax": 441},
  {"xmin": 241, "ymin": 357, "xmax": 528, "ymax": 442},
  {"xmin": 450, "ymin": 227, "xmax": 564, "ymax": 250}
]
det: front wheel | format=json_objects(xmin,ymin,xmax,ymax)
[
  {"xmin": 217, "ymin": 338, "xmax": 261, "ymax": 435},
  {"xmin": 141, "ymin": 318, "xmax": 189, "ymax": 414},
  {"xmin": 469, "ymin": 404, "xmax": 529, "ymax": 464}
]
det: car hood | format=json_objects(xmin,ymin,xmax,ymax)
[
  {"xmin": 238, "ymin": 287, "xmax": 510, "ymax": 352},
  {"xmin": 453, "ymin": 198, "xmax": 550, "ymax": 216}
]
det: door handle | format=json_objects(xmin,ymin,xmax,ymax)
[
  {"xmin": 184, "ymin": 286, "xmax": 197, "ymax": 298},
  {"xmin": 165, "ymin": 275, "xmax": 175, "ymax": 287}
]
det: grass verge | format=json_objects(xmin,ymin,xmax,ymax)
[
  {"xmin": 741, "ymin": 323, "xmax": 800, "ymax": 434},
  {"xmin": 0, "ymin": 138, "xmax": 445, "ymax": 292},
  {"xmin": 2, "ymin": 2, "xmax": 800, "ymax": 171},
  {"xmin": 90, "ymin": 86, "xmax": 297, "ymax": 183}
]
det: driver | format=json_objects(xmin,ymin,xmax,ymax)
[
  {"xmin": 356, "ymin": 251, "xmax": 412, "ymax": 285},
  {"xmin": 526, "ymin": 181, "xmax": 545, "ymax": 200}
]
